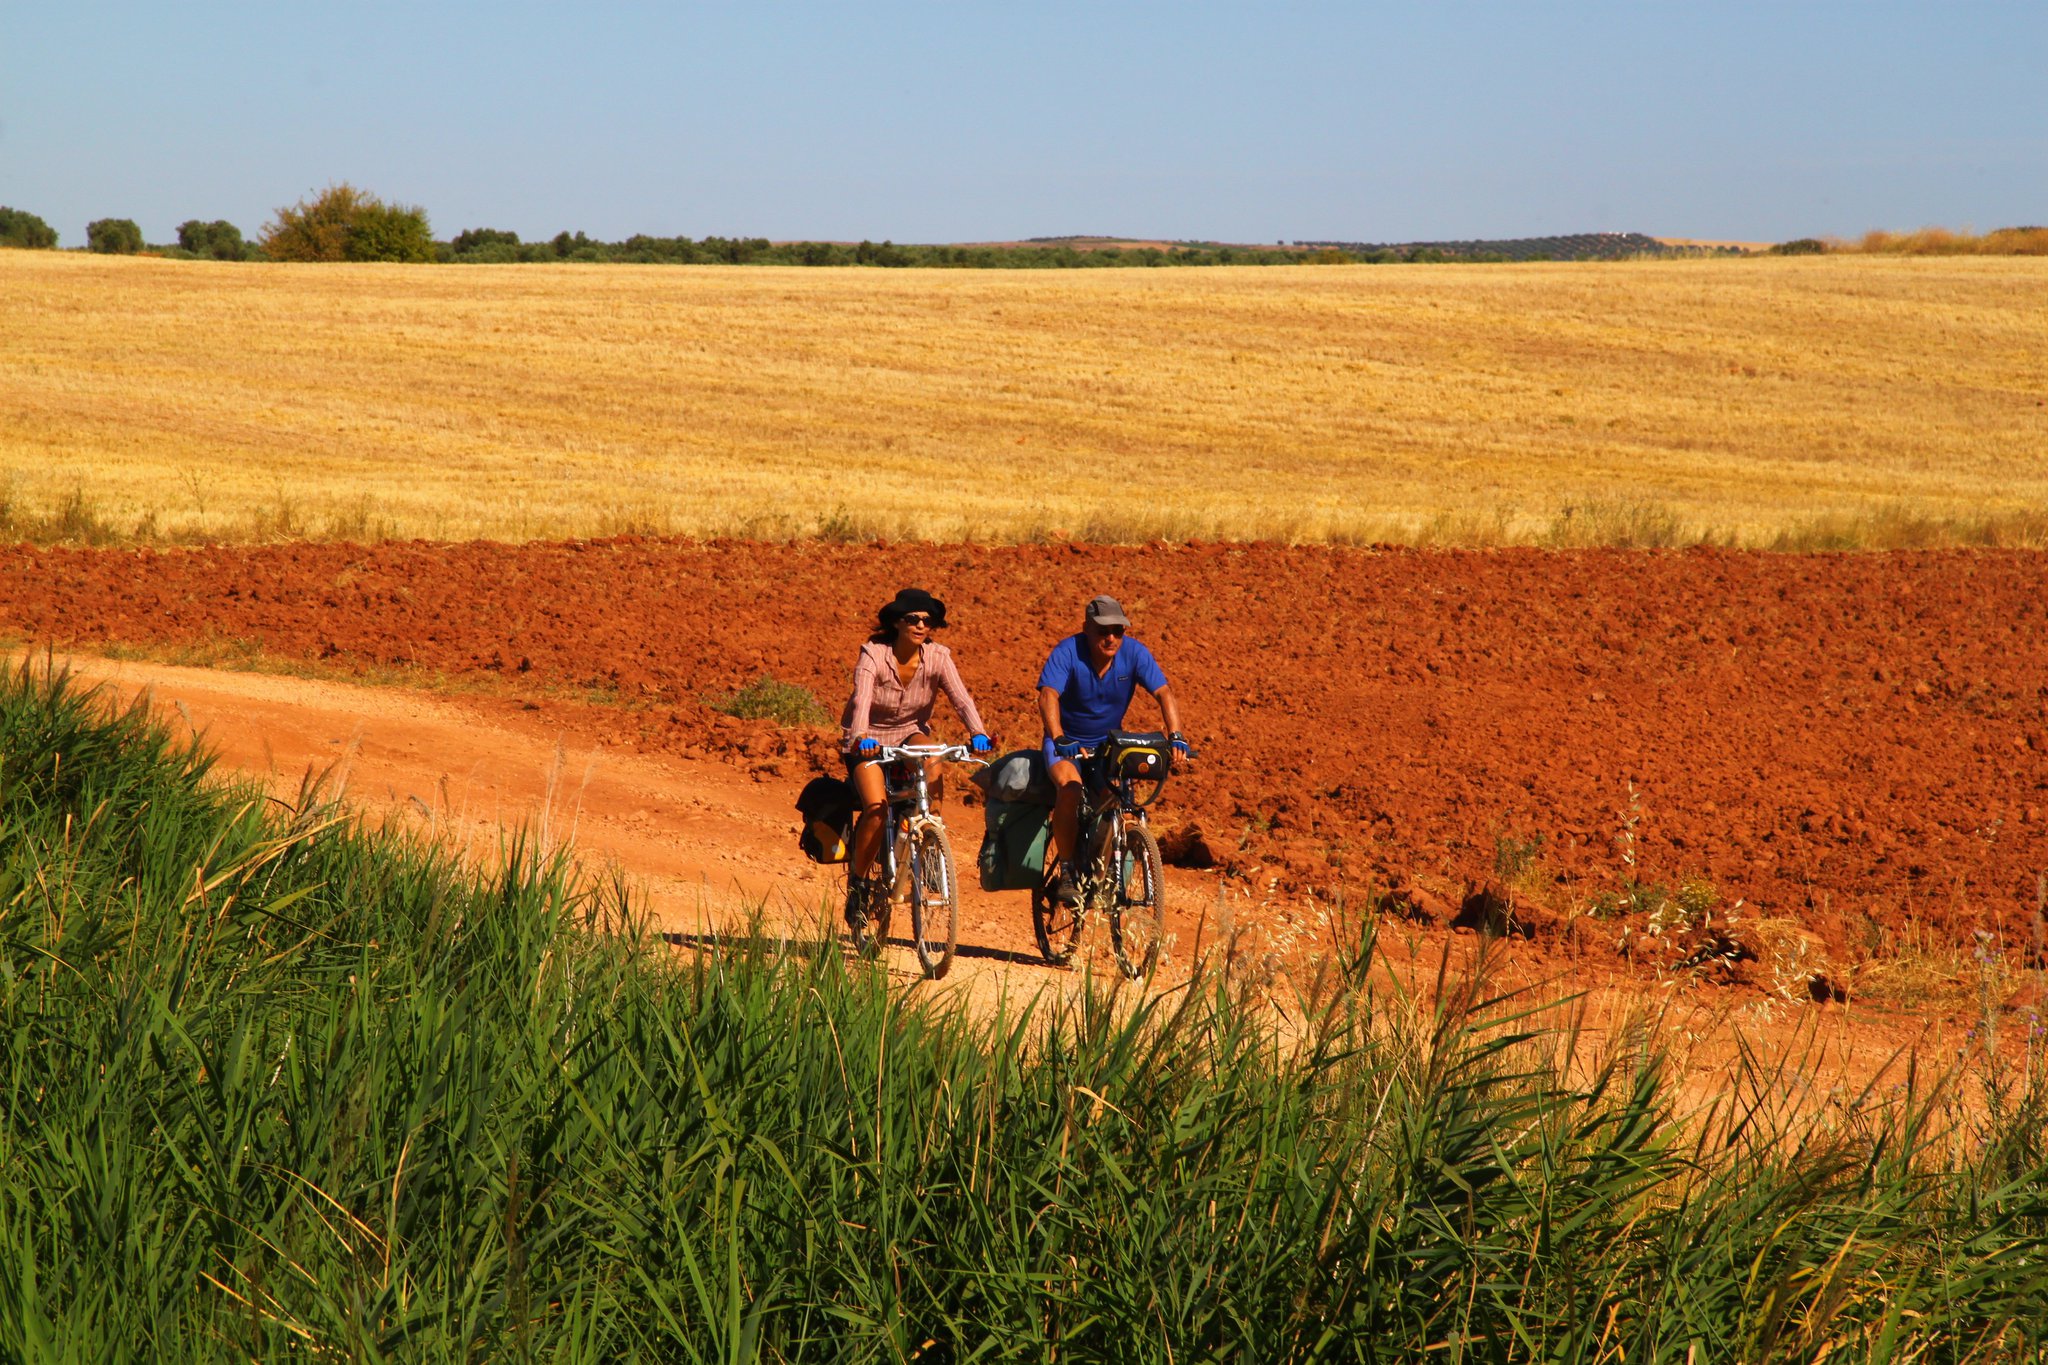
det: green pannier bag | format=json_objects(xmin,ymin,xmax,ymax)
[{"xmin": 978, "ymin": 799, "xmax": 1052, "ymax": 893}]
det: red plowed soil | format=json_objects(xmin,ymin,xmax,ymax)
[{"xmin": 4, "ymin": 541, "xmax": 2044, "ymax": 973}]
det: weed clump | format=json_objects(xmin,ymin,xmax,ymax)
[{"xmin": 703, "ymin": 672, "xmax": 831, "ymax": 726}]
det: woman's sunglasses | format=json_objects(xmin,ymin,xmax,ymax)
[{"xmin": 899, "ymin": 613, "xmax": 936, "ymax": 627}]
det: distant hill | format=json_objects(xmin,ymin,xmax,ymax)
[{"xmin": 1289, "ymin": 232, "xmax": 1748, "ymax": 261}]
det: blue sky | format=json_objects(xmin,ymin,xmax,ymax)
[{"xmin": 5, "ymin": 1, "xmax": 2042, "ymax": 247}]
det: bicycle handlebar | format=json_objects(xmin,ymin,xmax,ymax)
[
  {"xmin": 872, "ymin": 743, "xmax": 987, "ymax": 766},
  {"xmin": 1067, "ymin": 740, "xmax": 1201, "ymax": 762}
]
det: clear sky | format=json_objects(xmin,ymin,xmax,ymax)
[{"xmin": 5, "ymin": 1, "xmax": 2043, "ymax": 248}]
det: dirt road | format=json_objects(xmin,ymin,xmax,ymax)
[
  {"xmin": 45, "ymin": 650, "xmax": 2007, "ymax": 1105},
  {"xmin": 61, "ymin": 654, "xmax": 1225, "ymax": 1001}
]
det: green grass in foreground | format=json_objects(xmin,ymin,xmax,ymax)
[{"xmin": 1, "ymin": 661, "xmax": 2045, "ymax": 1362}]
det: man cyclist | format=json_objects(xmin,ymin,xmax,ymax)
[{"xmin": 1038, "ymin": 595, "xmax": 1191, "ymax": 907}]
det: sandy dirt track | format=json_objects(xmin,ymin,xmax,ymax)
[
  {"xmin": 53, "ymin": 656, "xmax": 1165, "ymax": 997},
  {"xmin": 4, "ymin": 540, "xmax": 2045, "ymax": 980},
  {"xmin": 37, "ymin": 651, "xmax": 2010, "ymax": 1103}
]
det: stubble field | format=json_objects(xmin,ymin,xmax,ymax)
[{"xmin": 4, "ymin": 250, "xmax": 2045, "ymax": 547}]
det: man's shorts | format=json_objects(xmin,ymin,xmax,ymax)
[{"xmin": 1042, "ymin": 734, "xmax": 1109, "ymax": 773}]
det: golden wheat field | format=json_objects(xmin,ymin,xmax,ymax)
[{"xmin": 3, "ymin": 249, "xmax": 2044, "ymax": 546}]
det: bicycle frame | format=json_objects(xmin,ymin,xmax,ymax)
[
  {"xmin": 1073, "ymin": 740, "xmax": 1166, "ymax": 857},
  {"xmin": 1074, "ymin": 768, "xmax": 1142, "ymax": 895},
  {"xmin": 866, "ymin": 743, "xmax": 968, "ymax": 887}
]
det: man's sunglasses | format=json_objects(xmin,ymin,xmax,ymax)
[{"xmin": 1090, "ymin": 624, "xmax": 1126, "ymax": 638}]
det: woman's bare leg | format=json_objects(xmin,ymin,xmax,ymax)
[
  {"xmin": 922, "ymin": 734, "xmax": 946, "ymax": 810},
  {"xmin": 850, "ymin": 759, "xmax": 887, "ymax": 878}
]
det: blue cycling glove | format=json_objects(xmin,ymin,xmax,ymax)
[
  {"xmin": 1170, "ymin": 732, "xmax": 1193, "ymax": 760},
  {"xmin": 968, "ymin": 732, "xmax": 993, "ymax": 754},
  {"xmin": 856, "ymin": 736, "xmax": 881, "ymax": 757},
  {"xmin": 1053, "ymin": 735, "xmax": 1083, "ymax": 761}
]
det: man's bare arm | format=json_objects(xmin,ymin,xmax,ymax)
[
  {"xmin": 1038, "ymin": 685, "xmax": 1066, "ymax": 741},
  {"xmin": 1151, "ymin": 683, "xmax": 1184, "ymax": 737}
]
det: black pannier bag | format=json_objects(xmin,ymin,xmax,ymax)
[{"xmin": 795, "ymin": 775, "xmax": 856, "ymax": 865}]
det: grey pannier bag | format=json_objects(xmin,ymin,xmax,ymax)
[{"xmin": 969, "ymin": 748, "xmax": 1056, "ymax": 807}]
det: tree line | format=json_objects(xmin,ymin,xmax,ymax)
[
  {"xmin": 0, "ymin": 187, "xmax": 1430, "ymax": 268},
  {"xmin": 40, "ymin": 186, "xmax": 2018, "ymax": 268}
]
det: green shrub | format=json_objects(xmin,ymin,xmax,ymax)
[
  {"xmin": 1771, "ymin": 237, "xmax": 1830, "ymax": 255},
  {"xmin": 703, "ymin": 673, "xmax": 832, "ymax": 726},
  {"xmin": 345, "ymin": 197, "xmax": 435, "ymax": 262},
  {"xmin": 85, "ymin": 217, "xmax": 144, "ymax": 254},
  {"xmin": 261, "ymin": 183, "xmax": 433, "ymax": 262},
  {"xmin": 0, "ymin": 205, "xmax": 57, "ymax": 249},
  {"xmin": 176, "ymin": 218, "xmax": 248, "ymax": 260}
]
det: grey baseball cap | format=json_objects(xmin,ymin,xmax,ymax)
[{"xmin": 1084, "ymin": 595, "xmax": 1129, "ymax": 628}]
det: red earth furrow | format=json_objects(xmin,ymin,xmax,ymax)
[{"xmin": 3, "ymin": 540, "xmax": 2043, "ymax": 964}]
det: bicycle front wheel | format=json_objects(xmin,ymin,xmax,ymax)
[
  {"xmin": 907, "ymin": 821, "xmax": 958, "ymax": 979},
  {"xmin": 847, "ymin": 874, "xmax": 890, "ymax": 959},
  {"xmin": 1110, "ymin": 822, "xmax": 1164, "ymax": 980}
]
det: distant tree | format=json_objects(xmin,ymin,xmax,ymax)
[
  {"xmin": 1771, "ymin": 238, "xmax": 1829, "ymax": 256},
  {"xmin": 452, "ymin": 227, "xmax": 520, "ymax": 253},
  {"xmin": 262, "ymin": 184, "xmax": 434, "ymax": 262},
  {"xmin": 86, "ymin": 218, "xmax": 145, "ymax": 254},
  {"xmin": 346, "ymin": 199, "xmax": 435, "ymax": 262},
  {"xmin": 178, "ymin": 219, "xmax": 248, "ymax": 260},
  {"xmin": 0, "ymin": 206, "xmax": 58, "ymax": 249}
]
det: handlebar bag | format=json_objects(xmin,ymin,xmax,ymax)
[
  {"xmin": 1104, "ymin": 732, "xmax": 1171, "ymax": 781},
  {"xmin": 795, "ymin": 775, "xmax": 856, "ymax": 865},
  {"xmin": 978, "ymin": 798, "xmax": 1053, "ymax": 892}
]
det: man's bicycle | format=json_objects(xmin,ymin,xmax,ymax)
[
  {"xmin": 846, "ymin": 742, "xmax": 983, "ymax": 980},
  {"xmin": 1031, "ymin": 731, "xmax": 1186, "ymax": 979}
]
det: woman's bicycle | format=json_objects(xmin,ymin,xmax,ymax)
[
  {"xmin": 846, "ymin": 742, "xmax": 983, "ymax": 980},
  {"xmin": 1030, "ymin": 730, "xmax": 1186, "ymax": 979}
]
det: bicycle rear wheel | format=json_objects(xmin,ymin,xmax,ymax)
[
  {"xmin": 1109, "ymin": 822, "xmax": 1164, "ymax": 980},
  {"xmin": 907, "ymin": 821, "xmax": 958, "ymax": 979},
  {"xmin": 1031, "ymin": 873, "xmax": 1085, "ymax": 967}
]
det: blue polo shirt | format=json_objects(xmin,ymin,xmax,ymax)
[{"xmin": 1037, "ymin": 634, "xmax": 1168, "ymax": 745}]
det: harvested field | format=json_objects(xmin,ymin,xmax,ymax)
[
  {"xmin": 5, "ymin": 250, "xmax": 2046, "ymax": 547},
  {"xmin": 4, "ymin": 540, "xmax": 2043, "ymax": 988}
]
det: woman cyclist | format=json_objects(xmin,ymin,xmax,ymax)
[{"xmin": 841, "ymin": 588, "xmax": 993, "ymax": 920}]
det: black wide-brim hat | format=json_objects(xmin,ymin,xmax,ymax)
[{"xmin": 879, "ymin": 587, "xmax": 947, "ymax": 628}]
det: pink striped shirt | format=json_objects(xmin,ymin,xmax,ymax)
[{"xmin": 840, "ymin": 641, "xmax": 987, "ymax": 750}]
